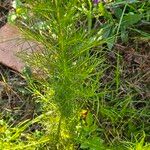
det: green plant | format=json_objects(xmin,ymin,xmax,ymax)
[
  {"xmin": 76, "ymin": 112, "xmax": 107, "ymax": 150},
  {"xmin": 12, "ymin": 0, "xmax": 108, "ymax": 149},
  {"xmin": 1, "ymin": 0, "xmax": 149, "ymax": 149},
  {"xmin": 126, "ymin": 134, "xmax": 150, "ymax": 150}
]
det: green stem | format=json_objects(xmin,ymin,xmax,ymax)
[{"xmin": 88, "ymin": 0, "xmax": 92, "ymax": 34}]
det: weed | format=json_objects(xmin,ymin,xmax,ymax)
[{"xmin": 0, "ymin": 0, "xmax": 149, "ymax": 149}]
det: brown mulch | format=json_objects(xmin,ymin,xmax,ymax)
[
  {"xmin": 0, "ymin": 64, "xmax": 34, "ymax": 125},
  {"xmin": 109, "ymin": 41, "xmax": 150, "ymax": 102},
  {"xmin": 116, "ymin": 40, "xmax": 150, "ymax": 99}
]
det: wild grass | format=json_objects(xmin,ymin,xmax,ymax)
[{"xmin": 0, "ymin": 0, "xmax": 149, "ymax": 149}]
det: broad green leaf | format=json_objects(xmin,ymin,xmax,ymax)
[
  {"xmin": 86, "ymin": 112, "xmax": 94, "ymax": 126},
  {"xmin": 122, "ymin": 13, "xmax": 142, "ymax": 27},
  {"xmin": 114, "ymin": 7, "xmax": 123, "ymax": 19},
  {"xmin": 81, "ymin": 137, "xmax": 104, "ymax": 150}
]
